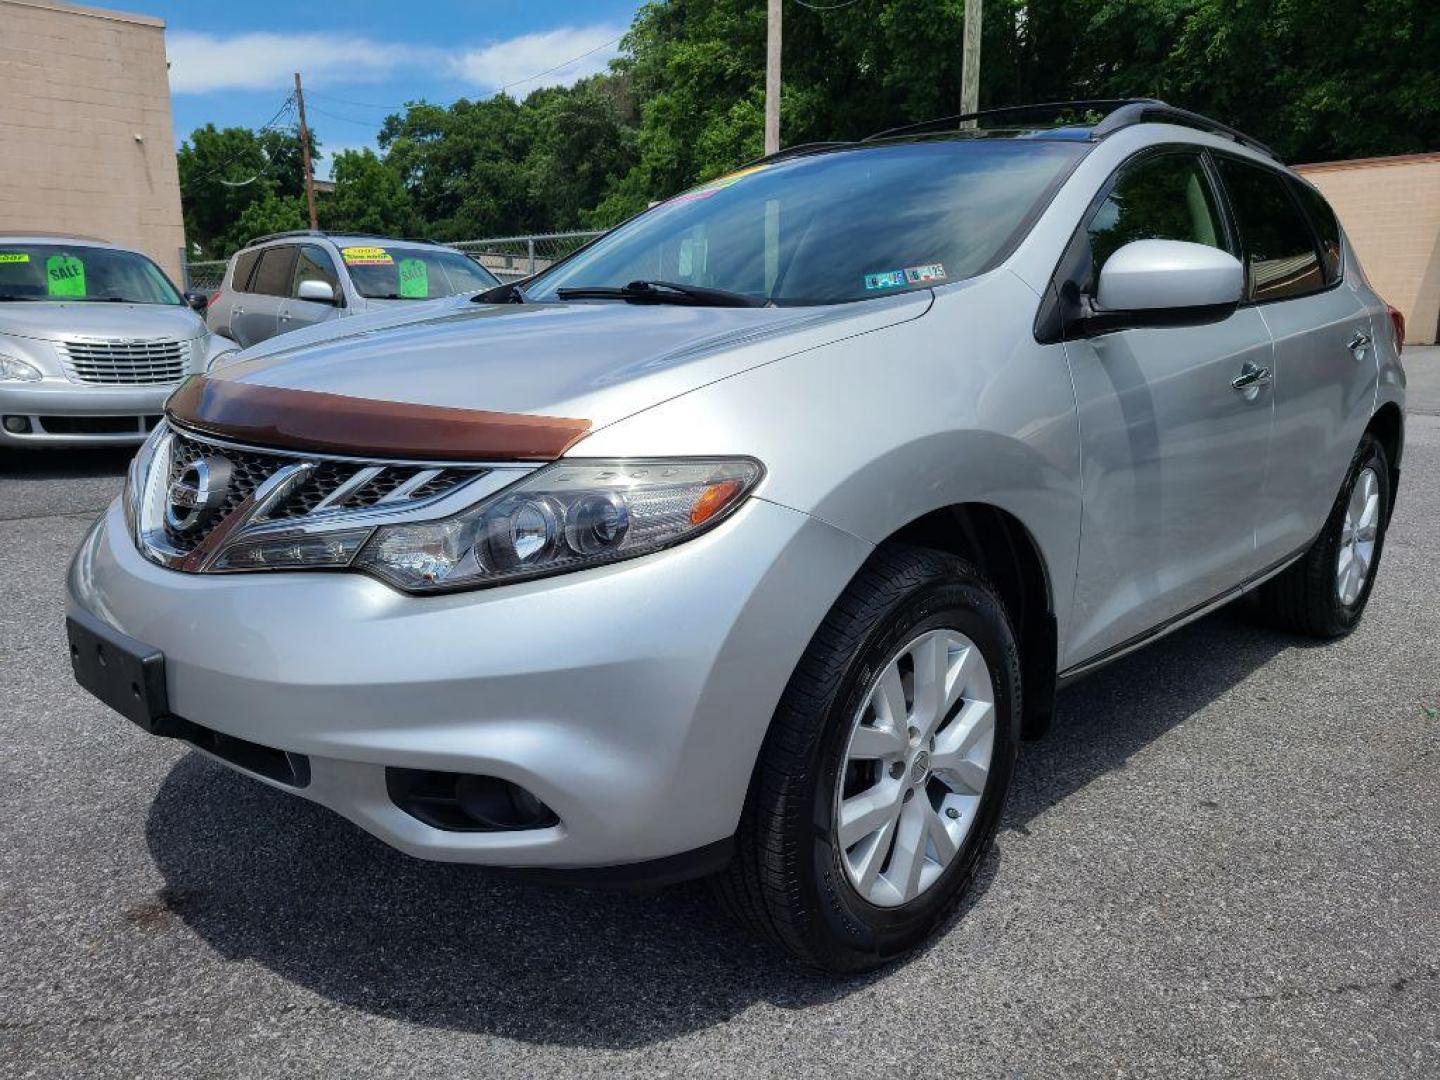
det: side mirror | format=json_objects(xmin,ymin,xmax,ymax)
[
  {"xmin": 183, "ymin": 290, "xmax": 209, "ymax": 312},
  {"xmin": 1088, "ymin": 239, "xmax": 1243, "ymax": 333},
  {"xmin": 297, "ymin": 279, "xmax": 337, "ymax": 304}
]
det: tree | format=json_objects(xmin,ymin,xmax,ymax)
[
  {"xmin": 228, "ymin": 192, "xmax": 307, "ymax": 250},
  {"xmin": 319, "ymin": 149, "xmax": 422, "ymax": 237}
]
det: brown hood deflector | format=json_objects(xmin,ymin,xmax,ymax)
[{"xmin": 165, "ymin": 376, "xmax": 591, "ymax": 462}]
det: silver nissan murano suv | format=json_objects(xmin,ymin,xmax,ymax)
[{"xmin": 66, "ymin": 101, "xmax": 1407, "ymax": 972}]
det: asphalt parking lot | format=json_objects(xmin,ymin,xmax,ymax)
[{"xmin": 3, "ymin": 349, "xmax": 1438, "ymax": 1079}]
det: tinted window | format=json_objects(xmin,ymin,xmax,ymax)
[
  {"xmin": 338, "ymin": 245, "xmax": 499, "ymax": 300},
  {"xmin": 529, "ymin": 140, "xmax": 1086, "ymax": 306},
  {"xmin": 1217, "ymin": 159, "xmax": 1325, "ymax": 301},
  {"xmin": 1289, "ymin": 178, "xmax": 1343, "ymax": 284},
  {"xmin": 293, "ymin": 244, "xmax": 340, "ymax": 298},
  {"xmin": 0, "ymin": 243, "xmax": 180, "ymax": 304},
  {"xmin": 1086, "ymin": 152, "xmax": 1226, "ymax": 290},
  {"xmin": 231, "ymin": 249, "xmax": 261, "ymax": 292},
  {"xmin": 250, "ymin": 246, "xmax": 297, "ymax": 297}
]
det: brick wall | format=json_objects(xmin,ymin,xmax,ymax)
[
  {"xmin": 0, "ymin": 0, "xmax": 184, "ymax": 284},
  {"xmin": 1296, "ymin": 153, "xmax": 1440, "ymax": 345}
]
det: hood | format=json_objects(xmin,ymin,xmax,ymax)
[
  {"xmin": 0, "ymin": 301, "xmax": 207, "ymax": 343},
  {"xmin": 217, "ymin": 292, "xmax": 933, "ymax": 430}
]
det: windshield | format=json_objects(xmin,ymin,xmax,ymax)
[
  {"xmin": 340, "ymin": 245, "xmax": 500, "ymax": 300},
  {"xmin": 0, "ymin": 244, "xmax": 182, "ymax": 304},
  {"xmin": 528, "ymin": 139, "xmax": 1086, "ymax": 306}
]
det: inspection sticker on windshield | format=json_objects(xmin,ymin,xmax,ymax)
[
  {"xmin": 0, "ymin": 252, "xmax": 29, "ymax": 264},
  {"xmin": 341, "ymin": 246, "xmax": 394, "ymax": 266},
  {"xmin": 865, "ymin": 263, "xmax": 948, "ymax": 291}
]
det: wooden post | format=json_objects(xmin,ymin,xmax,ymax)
[
  {"xmin": 765, "ymin": 0, "xmax": 782, "ymax": 154},
  {"xmin": 960, "ymin": 0, "xmax": 982, "ymax": 128},
  {"xmin": 294, "ymin": 72, "xmax": 319, "ymax": 230}
]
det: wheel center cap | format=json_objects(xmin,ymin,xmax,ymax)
[{"xmin": 910, "ymin": 749, "xmax": 931, "ymax": 786}]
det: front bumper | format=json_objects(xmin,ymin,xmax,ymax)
[
  {"xmin": 67, "ymin": 497, "xmax": 871, "ymax": 869},
  {"xmin": 0, "ymin": 380, "xmax": 173, "ymax": 446}
]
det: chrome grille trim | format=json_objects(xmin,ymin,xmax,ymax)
[
  {"xmin": 60, "ymin": 338, "xmax": 189, "ymax": 385},
  {"xmin": 132, "ymin": 423, "xmax": 534, "ymax": 574}
]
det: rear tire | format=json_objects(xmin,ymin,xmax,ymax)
[
  {"xmin": 715, "ymin": 543, "xmax": 1021, "ymax": 972},
  {"xmin": 1256, "ymin": 433, "xmax": 1390, "ymax": 638}
]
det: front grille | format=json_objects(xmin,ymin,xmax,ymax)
[
  {"xmin": 61, "ymin": 338, "xmax": 188, "ymax": 385},
  {"xmin": 161, "ymin": 427, "xmax": 487, "ymax": 554}
]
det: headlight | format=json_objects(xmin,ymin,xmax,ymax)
[
  {"xmin": 353, "ymin": 457, "xmax": 763, "ymax": 593},
  {"xmin": 0, "ymin": 355, "xmax": 42, "ymax": 382}
]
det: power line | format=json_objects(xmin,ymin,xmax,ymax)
[{"xmin": 789, "ymin": 0, "xmax": 862, "ymax": 10}]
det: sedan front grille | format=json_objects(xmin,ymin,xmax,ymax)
[
  {"xmin": 60, "ymin": 338, "xmax": 189, "ymax": 385},
  {"xmin": 160, "ymin": 427, "xmax": 485, "ymax": 555}
]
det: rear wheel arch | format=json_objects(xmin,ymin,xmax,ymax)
[
  {"xmin": 885, "ymin": 503, "xmax": 1057, "ymax": 740},
  {"xmin": 1366, "ymin": 403, "xmax": 1403, "ymax": 520}
]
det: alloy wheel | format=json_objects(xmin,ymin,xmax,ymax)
[
  {"xmin": 835, "ymin": 628, "xmax": 995, "ymax": 908},
  {"xmin": 1336, "ymin": 465, "xmax": 1381, "ymax": 606}
]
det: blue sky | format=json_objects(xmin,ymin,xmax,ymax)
[{"xmin": 84, "ymin": 1, "xmax": 646, "ymax": 177}]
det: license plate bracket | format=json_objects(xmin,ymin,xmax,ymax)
[{"xmin": 66, "ymin": 609, "xmax": 175, "ymax": 734}]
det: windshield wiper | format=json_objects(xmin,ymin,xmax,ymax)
[
  {"xmin": 473, "ymin": 280, "xmax": 528, "ymax": 304},
  {"xmin": 555, "ymin": 280, "xmax": 765, "ymax": 308}
]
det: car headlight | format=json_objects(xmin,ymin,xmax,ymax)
[
  {"xmin": 0, "ymin": 355, "xmax": 42, "ymax": 382},
  {"xmin": 353, "ymin": 457, "xmax": 763, "ymax": 593}
]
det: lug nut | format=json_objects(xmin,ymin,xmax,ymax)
[{"xmin": 946, "ymin": 807, "xmax": 960, "ymax": 820}]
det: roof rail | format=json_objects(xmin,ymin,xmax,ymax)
[
  {"xmin": 1089, "ymin": 101, "xmax": 1279, "ymax": 160},
  {"xmin": 863, "ymin": 99, "xmax": 1156, "ymax": 142},
  {"xmin": 244, "ymin": 230, "xmax": 444, "ymax": 248},
  {"xmin": 861, "ymin": 97, "xmax": 1279, "ymax": 160}
]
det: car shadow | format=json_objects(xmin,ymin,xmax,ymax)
[{"xmin": 142, "ymin": 603, "xmax": 1295, "ymax": 1047}]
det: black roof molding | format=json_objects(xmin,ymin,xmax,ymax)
[{"xmin": 245, "ymin": 230, "xmax": 444, "ymax": 248}]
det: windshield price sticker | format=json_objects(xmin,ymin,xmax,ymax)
[
  {"xmin": 397, "ymin": 258, "xmax": 429, "ymax": 298},
  {"xmin": 0, "ymin": 252, "xmax": 30, "ymax": 264},
  {"xmin": 341, "ymin": 246, "xmax": 394, "ymax": 266},
  {"xmin": 45, "ymin": 254, "xmax": 86, "ymax": 297},
  {"xmin": 865, "ymin": 263, "xmax": 949, "ymax": 291}
]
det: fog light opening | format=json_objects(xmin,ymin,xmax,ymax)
[
  {"xmin": 386, "ymin": 768, "xmax": 559, "ymax": 832},
  {"xmin": 3, "ymin": 415, "xmax": 32, "ymax": 434}
]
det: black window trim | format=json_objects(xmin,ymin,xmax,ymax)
[
  {"xmin": 230, "ymin": 247, "xmax": 263, "ymax": 293},
  {"xmin": 1034, "ymin": 142, "xmax": 1238, "ymax": 343},
  {"xmin": 1207, "ymin": 149, "xmax": 1341, "ymax": 307},
  {"xmin": 1284, "ymin": 171, "xmax": 1347, "ymax": 289}
]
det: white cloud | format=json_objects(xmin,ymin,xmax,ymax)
[
  {"xmin": 166, "ymin": 25, "xmax": 624, "ymax": 98},
  {"xmin": 166, "ymin": 31, "xmax": 429, "ymax": 94},
  {"xmin": 451, "ymin": 26, "xmax": 624, "ymax": 93}
]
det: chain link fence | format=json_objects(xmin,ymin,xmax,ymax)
[
  {"xmin": 182, "ymin": 230, "xmax": 605, "ymax": 293},
  {"xmin": 182, "ymin": 259, "xmax": 228, "ymax": 293},
  {"xmin": 450, "ymin": 231, "xmax": 604, "ymax": 282}
]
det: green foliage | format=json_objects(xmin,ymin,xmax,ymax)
[
  {"xmin": 180, "ymin": 0, "xmax": 1440, "ymax": 253},
  {"xmin": 318, "ymin": 149, "xmax": 422, "ymax": 237},
  {"xmin": 228, "ymin": 192, "xmax": 307, "ymax": 250}
]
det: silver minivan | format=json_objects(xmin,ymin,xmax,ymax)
[
  {"xmin": 69, "ymin": 102, "xmax": 1406, "ymax": 971},
  {"xmin": 206, "ymin": 232, "xmax": 500, "ymax": 349},
  {"xmin": 0, "ymin": 234, "xmax": 232, "ymax": 447}
]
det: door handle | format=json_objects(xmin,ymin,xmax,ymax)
[
  {"xmin": 1231, "ymin": 362, "xmax": 1273, "ymax": 391},
  {"xmin": 233, "ymin": 306, "xmax": 245, "ymax": 315},
  {"xmin": 1348, "ymin": 330, "xmax": 1371, "ymax": 357}
]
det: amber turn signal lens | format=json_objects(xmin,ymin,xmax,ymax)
[{"xmin": 690, "ymin": 480, "xmax": 742, "ymax": 525}]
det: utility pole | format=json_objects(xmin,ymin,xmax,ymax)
[
  {"xmin": 960, "ymin": 0, "xmax": 982, "ymax": 127},
  {"xmin": 294, "ymin": 71, "xmax": 318, "ymax": 230},
  {"xmin": 765, "ymin": 0, "xmax": 782, "ymax": 155}
]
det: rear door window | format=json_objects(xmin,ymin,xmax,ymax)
[
  {"xmin": 230, "ymin": 249, "xmax": 262, "ymax": 292},
  {"xmin": 1216, "ymin": 158, "xmax": 1326, "ymax": 301},
  {"xmin": 1288, "ymin": 178, "xmax": 1343, "ymax": 285},
  {"xmin": 1085, "ymin": 151, "xmax": 1228, "ymax": 292},
  {"xmin": 250, "ymin": 246, "xmax": 297, "ymax": 297}
]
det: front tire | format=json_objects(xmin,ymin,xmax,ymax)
[
  {"xmin": 1256, "ymin": 433, "xmax": 1390, "ymax": 638},
  {"xmin": 715, "ymin": 544, "xmax": 1020, "ymax": 972}
]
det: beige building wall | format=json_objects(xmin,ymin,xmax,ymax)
[
  {"xmin": 1296, "ymin": 153, "xmax": 1440, "ymax": 345},
  {"xmin": 0, "ymin": 0, "xmax": 184, "ymax": 284}
]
